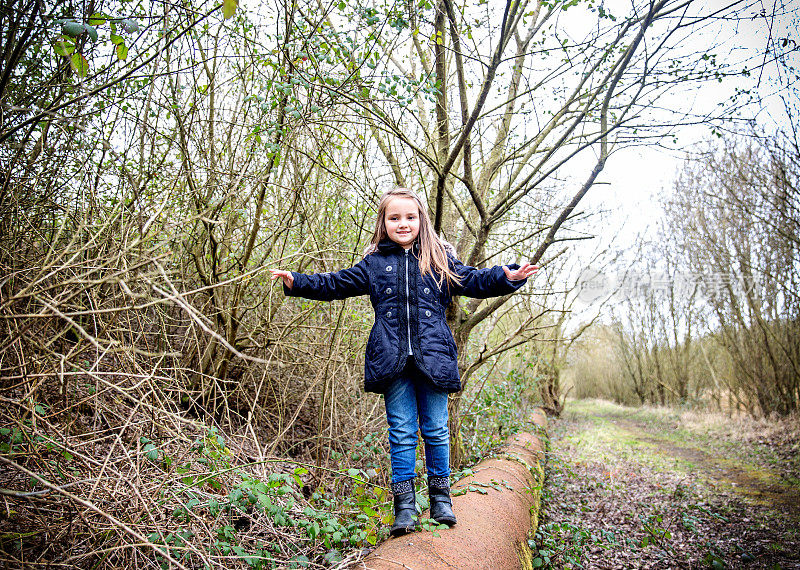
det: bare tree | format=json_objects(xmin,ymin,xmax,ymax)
[
  {"xmin": 666, "ymin": 133, "xmax": 799, "ymax": 415},
  {"xmin": 298, "ymin": 0, "xmax": 789, "ymax": 459}
]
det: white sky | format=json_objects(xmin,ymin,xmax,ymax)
[
  {"xmin": 579, "ymin": 0, "xmax": 798, "ymax": 251},
  {"xmin": 557, "ymin": 0, "xmax": 799, "ymax": 327}
]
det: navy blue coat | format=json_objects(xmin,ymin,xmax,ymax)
[{"xmin": 284, "ymin": 240, "xmax": 527, "ymax": 393}]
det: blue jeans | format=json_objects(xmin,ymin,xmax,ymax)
[{"xmin": 384, "ymin": 358, "xmax": 451, "ymax": 484}]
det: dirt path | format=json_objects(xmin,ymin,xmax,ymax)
[
  {"xmin": 609, "ymin": 416, "xmax": 800, "ymax": 520},
  {"xmin": 533, "ymin": 400, "xmax": 800, "ymax": 569}
]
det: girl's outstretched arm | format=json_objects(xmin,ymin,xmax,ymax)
[
  {"xmin": 270, "ymin": 269, "xmax": 294, "ymax": 289},
  {"xmin": 503, "ymin": 262, "xmax": 539, "ymax": 281},
  {"xmin": 450, "ymin": 256, "xmax": 535, "ymax": 298},
  {"xmin": 270, "ymin": 260, "xmax": 370, "ymax": 301}
]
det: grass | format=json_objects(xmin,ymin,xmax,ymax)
[
  {"xmin": 563, "ymin": 398, "xmax": 800, "ymax": 497},
  {"xmin": 535, "ymin": 399, "xmax": 800, "ymax": 569},
  {"xmin": 560, "ymin": 410, "xmax": 693, "ymax": 476}
]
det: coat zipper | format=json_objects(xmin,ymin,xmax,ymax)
[{"xmin": 405, "ymin": 249, "xmax": 412, "ymax": 355}]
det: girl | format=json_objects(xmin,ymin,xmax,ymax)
[{"xmin": 270, "ymin": 188, "xmax": 537, "ymax": 537}]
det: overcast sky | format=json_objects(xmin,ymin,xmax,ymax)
[{"xmin": 570, "ymin": 1, "xmax": 797, "ymax": 260}]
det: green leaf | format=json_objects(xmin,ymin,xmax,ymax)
[
  {"xmin": 116, "ymin": 43, "xmax": 128, "ymax": 61},
  {"xmin": 223, "ymin": 0, "xmax": 238, "ymax": 19},
  {"xmin": 69, "ymin": 52, "xmax": 88, "ymax": 77},
  {"xmin": 11, "ymin": 428, "xmax": 23, "ymax": 444},
  {"xmin": 208, "ymin": 498, "xmax": 220, "ymax": 515},
  {"xmin": 84, "ymin": 24, "xmax": 98, "ymax": 42},
  {"xmin": 89, "ymin": 12, "xmax": 107, "ymax": 25},
  {"xmin": 110, "ymin": 33, "xmax": 124, "ymax": 45},
  {"xmin": 143, "ymin": 442, "xmax": 158, "ymax": 461},
  {"xmin": 291, "ymin": 555, "xmax": 310, "ymax": 568},
  {"xmin": 62, "ymin": 21, "xmax": 85, "ymax": 37},
  {"xmin": 53, "ymin": 38, "xmax": 75, "ymax": 57}
]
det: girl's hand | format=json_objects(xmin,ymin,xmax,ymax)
[
  {"xmin": 270, "ymin": 269, "xmax": 294, "ymax": 289},
  {"xmin": 503, "ymin": 262, "xmax": 539, "ymax": 281}
]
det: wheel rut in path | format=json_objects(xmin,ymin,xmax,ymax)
[{"xmin": 605, "ymin": 415, "xmax": 800, "ymax": 520}]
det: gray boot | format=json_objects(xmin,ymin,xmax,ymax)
[
  {"xmin": 390, "ymin": 479, "xmax": 419, "ymax": 537},
  {"xmin": 428, "ymin": 475, "xmax": 457, "ymax": 526}
]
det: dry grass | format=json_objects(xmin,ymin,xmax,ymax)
[
  {"xmin": 568, "ymin": 397, "xmax": 800, "ymax": 445},
  {"xmin": 566, "ymin": 398, "xmax": 800, "ymax": 489},
  {"xmin": 0, "ymin": 208, "xmax": 392, "ymax": 568},
  {"xmin": 0, "ymin": 368, "xmax": 392, "ymax": 569},
  {"xmin": 536, "ymin": 399, "xmax": 800, "ymax": 569}
]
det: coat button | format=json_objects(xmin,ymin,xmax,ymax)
[
  {"xmin": 385, "ymin": 287, "xmax": 392, "ymax": 294},
  {"xmin": 386, "ymin": 265, "xmax": 392, "ymax": 272},
  {"xmin": 425, "ymin": 310, "xmax": 432, "ymax": 317},
  {"xmin": 424, "ymin": 287, "xmax": 430, "ymax": 294},
  {"xmin": 386, "ymin": 311, "xmax": 392, "ymax": 318}
]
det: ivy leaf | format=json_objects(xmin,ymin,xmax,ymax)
[
  {"xmin": 53, "ymin": 37, "xmax": 76, "ymax": 57},
  {"xmin": 70, "ymin": 52, "xmax": 89, "ymax": 78},
  {"xmin": 223, "ymin": 0, "xmax": 238, "ymax": 19},
  {"xmin": 60, "ymin": 21, "xmax": 97, "ymax": 42},
  {"xmin": 143, "ymin": 443, "xmax": 158, "ymax": 461},
  {"xmin": 116, "ymin": 43, "xmax": 128, "ymax": 60},
  {"xmin": 62, "ymin": 21, "xmax": 86, "ymax": 37},
  {"xmin": 84, "ymin": 24, "xmax": 98, "ymax": 42}
]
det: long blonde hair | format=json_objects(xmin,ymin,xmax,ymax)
[{"xmin": 365, "ymin": 188, "xmax": 461, "ymax": 288}]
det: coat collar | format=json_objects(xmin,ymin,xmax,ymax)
[{"xmin": 377, "ymin": 238, "xmax": 419, "ymax": 254}]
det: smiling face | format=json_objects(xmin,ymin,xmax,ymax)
[{"xmin": 384, "ymin": 196, "xmax": 421, "ymax": 249}]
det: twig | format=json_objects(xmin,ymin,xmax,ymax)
[{"xmin": 0, "ymin": 455, "xmax": 191, "ymax": 570}]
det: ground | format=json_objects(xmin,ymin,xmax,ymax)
[{"xmin": 534, "ymin": 399, "xmax": 800, "ymax": 569}]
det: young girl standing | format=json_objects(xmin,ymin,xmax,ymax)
[{"xmin": 270, "ymin": 188, "xmax": 537, "ymax": 537}]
